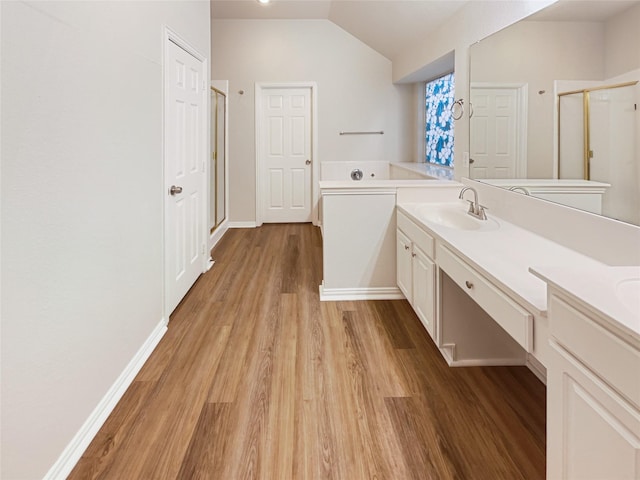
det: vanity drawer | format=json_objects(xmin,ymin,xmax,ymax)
[
  {"xmin": 397, "ymin": 210, "xmax": 435, "ymax": 259},
  {"xmin": 436, "ymin": 243, "xmax": 533, "ymax": 351},
  {"xmin": 550, "ymin": 293, "xmax": 640, "ymax": 408}
]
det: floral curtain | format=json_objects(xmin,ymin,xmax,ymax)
[{"xmin": 425, "ymin": 73, "xmax": 455, "ymax": 167}]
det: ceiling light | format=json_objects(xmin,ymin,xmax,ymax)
[{"xmin": 257, "ymin": 0, "xmax": 270, "ymax": 4}]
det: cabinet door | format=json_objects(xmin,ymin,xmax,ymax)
[
  {"xmin": 548, "ymin": 341, "xmax": 640, "ymax": 480},
  {"xmin": 412, "ymin": 245, "xmax": 436, "ymax": 338},
  {"xmin": 396, "ymin": 229, "xmax": 412, "ymax": 302}
]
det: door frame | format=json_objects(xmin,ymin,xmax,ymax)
[
  {"xmin": 254, "ymin": 82, "xmax": 319, "ymax": 227},
  {"xmin": 162, "ymin": 27, "xmax": 208, "ymax": 321},
  {"xmin": 470, "ymin": 82, "xmax": 528, "ymax": 178}
]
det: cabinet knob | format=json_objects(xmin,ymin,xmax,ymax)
[
  {"xmin": 412, "ymin": 253, "xmax": 417, "ymax": 258},
  {"xmin": 404, "ymin": 245, "xmax": 410, "ymax": 250},
  {"xmin": 465, "ymin": 280, "xmax": 474, "ymax": 289}
]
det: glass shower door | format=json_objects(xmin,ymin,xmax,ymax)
[
  {"xmin": 590, "ymin": 83, "xmax": 637, "ymax": 223},
  {"xmin": 558, "ymin": 91, "xmax": 585, "ymax": 179},
  {"xmin": 210, "ymin": 88, "xmax": 226, "ymax": 232}
]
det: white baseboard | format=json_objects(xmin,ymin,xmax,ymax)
[
  {"xmin": 448, "ymin": 357, "xmax": 528, "ymax": 367},
  {"xmin": 440, "ymin": 342, "xmax": 527, "ymax": 367},
  {"xmin": 43, "ymin": 319, "xmax": 168, "ymax": 480},
  {"xmin": 209, "ymin": 220, "xmax": 229, "ymax": 252},
  {"xmin": 526, "ymin": 353, "xmax": 547, "ymax": 384},
  {"xmin": 440, "ymin": 343, "xmax": 455, "ymax": 364},
  {"xmin": 228, "ymin": 221, "xmax": 257, "ymax": 228},
  {"xmin": 318, "ymin": 283, "xmax": 405, "ymax": 301}
]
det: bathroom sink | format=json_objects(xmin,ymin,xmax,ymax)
[
  {"xmin": 414, "ymin": 203, "xmax": 499, "ymax": 231},
  {"xmin": 615, "ymin": 278, "xmax": 640, "ymax": 315}
]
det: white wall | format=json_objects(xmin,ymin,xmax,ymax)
[
  {"xmin": 605, "ymin": 4, "xmax": 640, "ymax": 227},
  {"xmin": 605, "ymin": 2, "xmax": 640, "ymax": 79},
  {"xmin": 0, "ymin": 1, "xmax": 210, "ymax": 478},
  {"xmin": 211, "ymin": 19, "xmax": 414, "ymax": 224}
]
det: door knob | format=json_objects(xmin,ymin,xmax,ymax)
[
  {"xmin": 305, "ymin": 159, "xmax": 311, "ymax": 165},
  {"xmin": 169, "ymin": 185, "xmax": 183, "ymax": 196}
]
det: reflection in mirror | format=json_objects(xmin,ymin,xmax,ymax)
[
  {"xmin": 210, "ymin": 87, "xmax": 226, "ymax": 233},
  {"xmin": 469, "ymin": 0, "xmax": 640, "ymax": 225},
  {"xmin": 558, "ymin": 81, "xmax": 638, "ymax": 223}
]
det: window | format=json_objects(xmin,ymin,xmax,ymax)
[{"xmin": 425, "ymin": 72, "xmax": 455, "ymax": 167}]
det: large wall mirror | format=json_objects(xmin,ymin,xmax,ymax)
[{"xmin": 469, "ymin": 0, "xmax": 640, "ymax": 226}]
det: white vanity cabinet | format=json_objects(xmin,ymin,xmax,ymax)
[
  {"xmin": 547, "ymin": 291, "xmax": 640, "ymax": 480},
  {"xmin": 397, "ymin": 211, "xmax": 436, "ymax": 339}
]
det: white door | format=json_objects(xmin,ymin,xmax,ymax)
[
  {"xmin": 165, "ymin": 39, "xmax": 206, "ymax": 315},
  {"xmin": 470, "ymin": 86, "xmax": 525, "ymax": 179},
  {"xmin": 259, "ymin": 87, "xmax": 312, "ymax": 223}
]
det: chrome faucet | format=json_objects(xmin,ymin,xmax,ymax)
[
  {"xmin": 508, "ymin": 186, "xmax": 530, "ymax": 195},
  {"xmin": 459, "ymin": 187, "xmax": 487, "ymax": 220}
]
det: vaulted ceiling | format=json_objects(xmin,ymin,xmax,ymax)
[
  {"xmin": 210, "ymin": 0, "xmax": 468, "ymax": 60},
  {"xmin": 210, "ymin": 0, "xmax": 638, "ymax": 60}
]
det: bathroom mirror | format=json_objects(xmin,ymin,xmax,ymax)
[
  {"xmin": 210, "ymin": 87, "xmax": 226, "ymax": 233},
  {"xmin": 468, "ymin": 0, "xmax": 640, "ymax": 226}
]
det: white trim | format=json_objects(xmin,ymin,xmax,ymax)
[
  {"xmin": 43, "ymin": 320, "xmax": 168, "ymax": 480},
  {"xmin": 209, "ymin": 218, "xmax": 229, "ymax": 250},
  {"xmin": 439, "ymin": 343, "xmax": 455, "ymax": 364},
  {"xmin": 228, "ymin": 221, "xmax": 258, "ymax": 228},
  {"xmin": 166, "ymin": 30, "xmax": 205, "ymax": 62},
  {"xmin": 255, "ymin": 82, "xmax": 319, "ymax": 227},
  {"xmin": 527, "ymin": 354, "xmax": 547, "ymax": 384},
  {"xmin": 440, "ymin": 342, "xmax": 527, "ymax": 367},
  {"xmin": 416, "ymin": 83, "xmax": 427, "ymax": 163},
  {"xmin": 318, "ymin": 284, "xmax": 405, "ymax": 301},
  {"xmin": 470, "ymin": 82, "xmax": 528, "ymax": 178},
  {"xmin": 162, "ymin": 27, "xmax": 209, "ymax": 317},
  {"xmin": 448, "ymin": 358, "xmax": 528, "ymax": 367}
]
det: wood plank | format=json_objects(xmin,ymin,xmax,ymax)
[
  {"xmin": 68, "ymin": 223, "xmax": 546, "ymax": 480},
  {"xmin": 176, "ymin": 402, "xmax": 233, "ymax": 479},
  {"xmin": 69, "ymin": 381, "xmax": 156, "ymax": 478},
  {"xmin": 265, "ymin": 293, "xmax": 298, "ymax": 480},
  {"xmin": 384, "ymin": 396, "xmax": 454, "ymax": 480}
]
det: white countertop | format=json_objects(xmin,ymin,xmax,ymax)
[
  {"xmin": 390, "ymin": 162, "xmax": 454, "ymax": 180},
  {"xmin": 319, "ymin": 179, "xmax": 456, "ymax": 190},
  {"xmin": 397, "ymin": 201, "xmax": 609, "ymax": 317},
  {"xmin": 530, "ymin": 265, "xmax": 640, "ymax": 341}
]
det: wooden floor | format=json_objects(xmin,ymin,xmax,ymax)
[{"xmin": 69, "ymin": 223, "xmax": 546, "ymax": 480}]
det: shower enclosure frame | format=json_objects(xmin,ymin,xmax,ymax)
[
  {"xmin": 210, "ymin": 86, "xmax": 227, "ymax": 234},
  {"xmin": 557, "ymin": 80, "xmax": 638, "ymax": 180}
]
